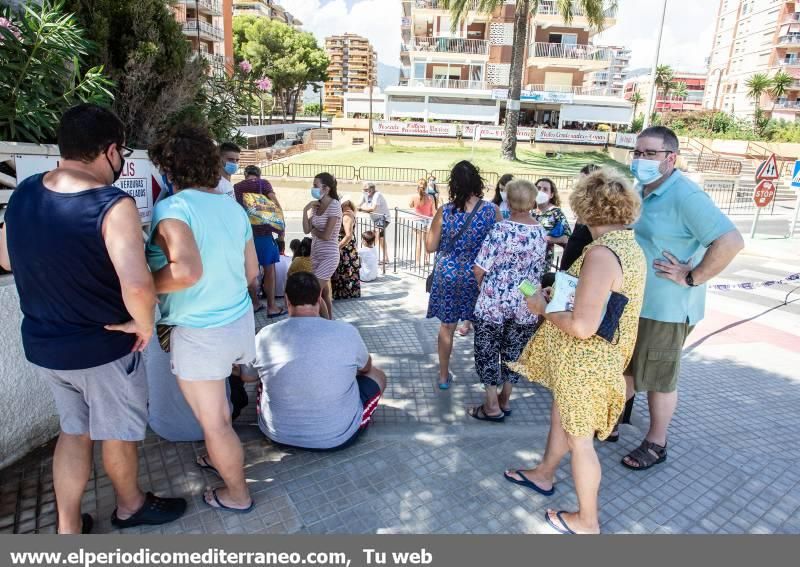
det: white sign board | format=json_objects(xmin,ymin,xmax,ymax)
[
  {"xmin": 703, "ymin": 179, "xmax": 736, "ymax": 193},
  {"xmin": 462, "ymin": 124, "xmax": 534, "ymax": 141},
  {"xmin": 491, "ymin": 89, "xmax": 575, "ymax": 105},
  {"xmin": 615, "ymin": 133, "xmax": 638, "ymax": 148},
  {"xmin": 534, "ymin": 129, "xmax": 610, "ymax": 145},
  {"xmin": 14, "ymin": 154, "xmax": 156, "ymax": 223},
  {"xmin": 372, "ymin": 120, "xmax": 457, "ymax": 138}
]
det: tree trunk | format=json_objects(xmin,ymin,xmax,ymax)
[
  {"xmin": 291, "ymin": 89, "xmax": 301, "ymax": 122},
  {"xmin": 501, "ymin": 0, "xmax": 529, "ymax": 162},
  {"xmin": 281, "ymin": 90, "xmax": 289, "ymax": 123}
]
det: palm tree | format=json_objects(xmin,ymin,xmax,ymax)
[
  {"xmin": 629, "ymin": 90, "xmax": 644, "ymax": 117},
  {"xmin": 671, "ymin": 81, "xmax": 688, "ymax": 112},
  {"xmin": 444, "ymin": 0, "xmax": 613, "ymax": 161},
  {"xmin": 770, "ymin": 70, "xmax": 793, "ymax": 114},
  {"xmin": 746, "ymin": 72, "xmax": 772, "ymax": 132}
]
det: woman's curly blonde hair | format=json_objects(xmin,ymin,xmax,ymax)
[{"xmin": 569, "ymin": 169, "xmax": 641, "ymax": 227}]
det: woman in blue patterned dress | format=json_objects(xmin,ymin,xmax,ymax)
[{"xmin": 426, "ymin": 161, "xmax": 502, "ymax": 390}]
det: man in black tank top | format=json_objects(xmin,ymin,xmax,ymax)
[{"xmin": 0, "ymin": 104, "xmax": 185, "ymax": 533}]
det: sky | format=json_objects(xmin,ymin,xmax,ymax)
[{"xmin": 279, "ymin": 0, "xmax": 719, "ymax": 74}]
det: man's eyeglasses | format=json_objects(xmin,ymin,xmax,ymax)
[
  {"xmin": 631, "ymin": 149, "xmax": 673, "ymax": 159},
  {"xmin": 119, "ymin": 145, "xmax": 134, "ymax": 158}
]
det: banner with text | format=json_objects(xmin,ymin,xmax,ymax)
[
  {"xmin": 461, "ymin": 125, "xmax": 535, "ymax": 141},
  {"xmin": 491, "ymin": 89, "xmax": 575, "ymax": 104},
  {"xmin": 615, "ymin": 133, "xmax": 638, "ymax": 148},
  {"xmin": 14, "ymin": 154, "xmax": 156, "ymax": 223},
  {"xmin": 534, "ymin": 129, "xmax": 610, "ymax": 145},
  {"xmin": 372, "ymin": 121, "xmax": 457, "ymax": 138}
]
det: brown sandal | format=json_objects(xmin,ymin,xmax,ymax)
[{"xmin": 622, "ymin": 440, "xmax": 667, "ymax": 470}]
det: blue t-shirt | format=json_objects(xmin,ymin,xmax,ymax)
[
  {"xmin": 146, "ymin": 189, "xmax": 253, "ymax": 328},
  {"xmin": 632, "ymin": 170, "xmax": 736, "ymax": 325}
]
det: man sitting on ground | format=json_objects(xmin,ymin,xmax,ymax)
[{"xmin": 241, "ymin": 272, "xmax": 387, "ymax": 450}]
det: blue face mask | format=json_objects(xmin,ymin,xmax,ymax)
[
  {"xmin": 224, "ymin": 162, "xmax": 238, "ymax": 176},
  {"xmin": 630, "ymin": 159, "xmax": 663, "ymax": 185},
  {"xmin": 311, "ymin": 187, "xmax": 322, "ymax": 200}
]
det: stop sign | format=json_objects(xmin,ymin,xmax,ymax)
[{"xmin": 753, "ymin": 179, "xmax": 776, "ymax": 208}]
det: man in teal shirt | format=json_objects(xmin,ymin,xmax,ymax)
[{"xmin": 622, "ymin": 126, "xmax": 744, "ymax": 471}]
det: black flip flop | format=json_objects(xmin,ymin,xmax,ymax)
[
  {"xmin": 197, "ymin": 455, "xmax": 220, "ymax": 477},
  {"xmin": 503, "ymin": 470, "xmax": 555, "ymax": 496},
  {"xmin": 267, "ymin": 309, "xmax": 287, "ymax": 319},
  {"xmin": 469, "ymin": 405, "xmax": 505, "ymax": 423},
  {"xmin": 204, "ymin": 488, "xmax": 254, "ymax": 514},
  {"xmin": 57, "ymin": 513, "xmax": 93, "ymax": 534},
  {"xmin": 544, "ymin": 510, "xmax": 576, "ymax": 534},
  {"xmin": 502, "ymin": 408, "xmax": 512, "ymax": 417},
  {"xmin": 110, "ymin": 492, "xmax": 187, "ymax": 529}
]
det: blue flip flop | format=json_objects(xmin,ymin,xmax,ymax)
[
  {"xmin": 438, "ymin": 375, "xmax": 453, "ymax": 390},
  {"xmin": 197, "ymin": 455, "xmax": 220, "ymax": 477},
  {"xmin": 503, "ymin": 470, "xmax": 555, "ymax": 496},
  {"xmin": 205, "ymin": 488, "xmax": 254, "ymax": 514},
  {"xmin": 544, "ymin": 510, "xmax": 576, "ymax": 535}
]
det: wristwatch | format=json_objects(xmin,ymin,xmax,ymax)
[{"xmin": 685, "ymin": 271, "xmax": 697, "ymax": 287}]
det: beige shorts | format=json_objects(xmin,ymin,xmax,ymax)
[
  {"xmin": 171, "ymin": 311, "xmax": 256, "ymax": 381},
  {"xmin": 627, "ymin": 317, "xmax": 695, "ymax": 393}
]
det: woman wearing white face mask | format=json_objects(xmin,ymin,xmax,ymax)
[
  {"xmin": 302, "ymin": 172, "xmax": 342, "ymax": 319},
  {"xmin": 491, "ymin": 173, "xmax": 515, "ymax": 220},
  {"xmin": 533, "ymin": 178, "xmax": 572, "ymax": 271}
]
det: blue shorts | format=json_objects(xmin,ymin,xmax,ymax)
[{"xmin": 254, "ymin": 235, "xmax": 279, "ymax": 266}]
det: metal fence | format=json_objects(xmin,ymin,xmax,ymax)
[
  {"xmin": 286, "ymin": 163, "xmax": 357, "ymax": 181},
  {"xmin": 359, "ymin": 166, "xmax": 428, "ymax": 184},
  {"xmin": 703, "ymin": 184, "xmax": 777, "ymax": 215},
  {"xmin": 695, "ymin": 153, "xmax": 743, "ymax": 176}
]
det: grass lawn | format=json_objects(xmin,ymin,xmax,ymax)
[{"xmin": 286, "ymin": 144, "xmax": 629, "ymax": 176}]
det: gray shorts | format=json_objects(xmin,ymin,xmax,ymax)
[
  {"xmin": 171, "ymin": 310, "xmax": 256, "ymax": 381},
  {"xmin": 37, "ymin": 352, "xmax": 148, "ymax": 441}
]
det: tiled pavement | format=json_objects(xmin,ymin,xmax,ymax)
[{"xmin": 2, "ymin": 273, "xmax": 800, "ymax": 535}]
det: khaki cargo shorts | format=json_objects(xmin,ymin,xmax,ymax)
[{"xmin": 627, "ymin": 317, "xmax": 695, "ymax": 394}]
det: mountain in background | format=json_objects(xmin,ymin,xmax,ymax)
[{"xmin": 378, "ymin": 62, "xmax": 401, "ymax": 90}]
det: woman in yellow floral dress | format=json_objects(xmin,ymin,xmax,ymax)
[{"xmin": 504, "ymin": 169, "xmax": 646, "ymax": 535}]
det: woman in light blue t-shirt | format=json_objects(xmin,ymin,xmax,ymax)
[{"xmin": 147, "ymin": 126, "xmax": 259, "ymax": 515}]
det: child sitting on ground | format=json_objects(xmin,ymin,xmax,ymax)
[{"xmin": 359, "ymin": 230, "xmax": 379, "ymax": 282}]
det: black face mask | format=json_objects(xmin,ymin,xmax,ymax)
[{"xmin": 106, "ymin": 147, "xmax": 125, "ymax": 183}]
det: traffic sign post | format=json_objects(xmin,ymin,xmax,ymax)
[
  {"xmin": 750, "ymin": 179, "xmax": 777, "ymax": 238},
  {"xmin": 755, "ymin": 154, "xmax": 780, "ymax": 182}
]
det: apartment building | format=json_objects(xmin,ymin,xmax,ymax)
[
  {"xmin": 705, "ymin": 0, "xmax": 800, "ymax": 120},
  {"xmin": 232, "ymin": 0, "xmax": 303, "ymax": 27},
  {"xmin": 172, "ymin": 0, "xmax": 234, "ymax": 76},
  {"xmin": 625, "ymin": 71, "xmax": 707, "ymax": 113},
  {"xmin": 324, "ymin": 34, "xmax": 379, "ymax": 117},
  {"xmin": 584, "ymin": 46, "xmax": 631, "ymax": 96},
  {"xmin": 389, "ymin": 0, "xmax": 629, "ymax": 127}
]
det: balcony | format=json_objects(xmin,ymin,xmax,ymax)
[
  {"xmin": 404, "ymin": 36, "xmax": 490, "ymax": 58},
  {"xmin": 527, "ymin": 42, "xmax": 613, "ymax": 71},
  {"xmin": 525, "ymin": 83, "xmax": 610, "ymax": 96},
  {"xmin": 779, "ymin": 58, "xmax": 800, "ymax": 67},
  {"xmin": 407, "ymin": 78, "xmax": 489, "ymax": 90},
  {"xmin": 782, "ymin": 12, "xmax": 800, "ymax": 23},
  {"xmin": 413, "ymin": 0, "xmax": 483, "ymax": 11},
  {"xmin": 182, "ymin": 19, "xmax": 225, "ymax": 43},
  {"xmin": 175, "ymin": 0, "xmax": 222, "ymax": 16},
  {"xmin": 776, "ymin": 34, "xmax": 800, "ymax": 47},
  {"xmin": 774, "ymin": 100, "xmax": 800, "ymax": 110},
  {"xmin": 535, "ymin": 0, "xmax": 618, "ymax": 30}
]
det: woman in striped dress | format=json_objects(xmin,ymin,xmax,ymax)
[{"xmin": 302, "ymin": 172, "xmax": 342, "ymax": 319}]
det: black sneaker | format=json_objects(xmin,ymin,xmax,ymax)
[{"xmin": 110, "ymin": 492, "xmax": 186, "ymax": 529}]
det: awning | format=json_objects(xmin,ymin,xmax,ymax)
[{"xmin": 560, "ymin": 104, "xmax": 632, "ymax": 124}]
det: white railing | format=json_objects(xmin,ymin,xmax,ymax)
[
  {"xmin": 406, "ymin": 36, "xmax": 489, "ymax": 55},
  {"xmin": 530, "ymin": 42, "xmax": 612, "ymax": 62},
  {"xmin": 783, "ymin": 13, "xmax": 800, "ymax": 23},
  {"xmin": 774, "ymin": 101, "xmax": 800, "ymax": 109},
  {"xmin": 536, "ymin": 0, "xmax": 618, "ymax": 18},
  {"xmin": 780, "ymin": 59, "xmax": 800, "ymax": 67},
  {"xmin": 777, "ymin": 35, "xmax": 800, "ymax": 45},
  {"xmin": 414, "ymin": 0, "xmax": 482, "ymax": 10},
  {"xmin": 524, "ymin": 83, "xmax": 611, "ymax": 95},
  {"xmin": 182, "ymin": 19, "xmax": 225, "ymax": 42},
  {"xmin": 176, "ymin": 0, "xmax": 222, "ymax": 14},
  {"xmin": 409, "ymin": 78, "xmax": 489, "ymax": 90}
]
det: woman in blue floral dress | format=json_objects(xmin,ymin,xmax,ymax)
[
  {"xmin": 470, "ymin": 179, "xmax": 547, "ymax": 421},
  {"xmin": 426, "ymin": 161, "xmax": 501, "ymax": 389}
]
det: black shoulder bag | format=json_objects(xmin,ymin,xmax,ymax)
[{"xmin": 426, "ymin": 200, "xmax": 484, "ymax": 293}]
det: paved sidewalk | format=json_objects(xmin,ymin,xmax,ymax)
[{"xmin": 1, "ymin": 271, "xmax": 799, "ymax": 535}]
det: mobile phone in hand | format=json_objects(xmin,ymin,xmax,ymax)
[{"xmin": 518, "ymin": 279, "xmax": 537, "ymax": 298}]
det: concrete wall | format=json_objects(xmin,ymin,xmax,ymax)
[{"xmin": 0, "ymin": 276, "xmax": 59, "ymax": 469}]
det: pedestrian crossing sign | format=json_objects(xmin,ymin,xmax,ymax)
[
  {"xmin": 756, "ymin": 154, "xmax": 780, "ymax": 181},
  {"xmin": 792, "ymin": 160, "xmax": 800, "ymax": 190}
]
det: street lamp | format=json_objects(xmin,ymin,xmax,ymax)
[{"xmin": 312, "ymin": 83, "xmax": 323, "ymax": 129}]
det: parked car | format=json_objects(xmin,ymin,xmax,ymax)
[{"xmin": 266, "ymin": 138, "xmax": 303, "ymax": 157}]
